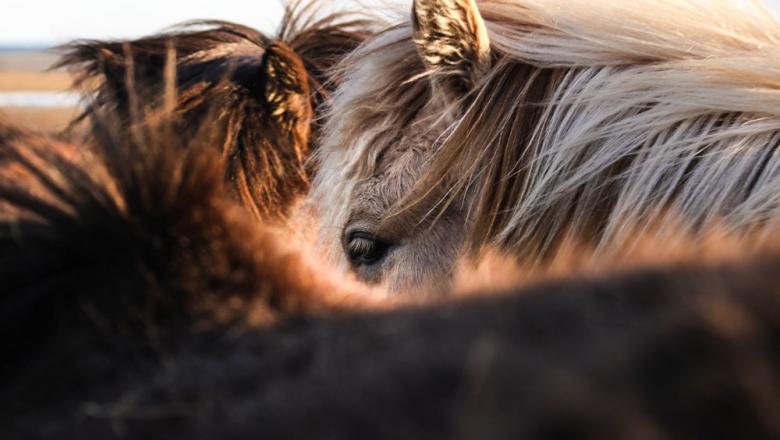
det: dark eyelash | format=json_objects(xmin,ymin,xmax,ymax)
[
  {"xmin": 348, "ymin": 237, "xmax": 376, "ymax": 255},
  {"xmin": 345, "ymin": 230, "xmax": 391, "ymax": 267}
]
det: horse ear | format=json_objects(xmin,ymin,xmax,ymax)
[
  {"xmin": 412, "ymin": 0, "xmax": 491, "ymax": 95},
  {"xmin": 261, "ymin": 43, "xmax": 313, "ymax": 140}
]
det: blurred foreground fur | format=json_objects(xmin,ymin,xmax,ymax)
[
  {"xmin": 57, "ymin": 0, "xmax": 374, "ymax": 220},
  {"xmin": 2, "ymin": 116, "xmax": 780, "ymax": 438},
  {"xmin": 0, "ymin": 115, "xmax": 363, "ymax": 425}
]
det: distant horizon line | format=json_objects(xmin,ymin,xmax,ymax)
[{"xmin": 0, "ymin": 44, "xmax": 64, "ymax": 52}]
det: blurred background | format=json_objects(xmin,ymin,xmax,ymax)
[
  {"xmin": 1, "ymin": 0, "xmax": 778, "ymax": 131},
  {"xmin": 0, "ymin": 0, "xmax": 405, "ymax": 131}
]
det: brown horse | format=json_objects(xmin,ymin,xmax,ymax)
[
  {"xmin": 312, "ymin": 0, "xmax": 780, "ymax": 293},
  {"xmin": 59, "ymin": 0, "xmax": 373, "ymax": 221},
  {"xmin": 0, "ymin": 7, "xmax": 375, "ymax": 414}
]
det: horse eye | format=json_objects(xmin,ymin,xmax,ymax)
[{"xmin": 345, "ymin": 231, "xmax": 391, "ymax": 267}]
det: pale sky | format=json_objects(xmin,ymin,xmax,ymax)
[
  {"xmin": 1, "ymin": 0, "xmax": 780, "ymax": 46},
  {"xmin": 0, "ymin": 0, "xmax": 288, "ymax": 46}
]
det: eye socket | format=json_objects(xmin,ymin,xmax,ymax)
[{"xmin": 345, "ymin": 230, "xmax": 392, "ymax": 268}]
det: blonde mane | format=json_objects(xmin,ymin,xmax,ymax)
[{"xmin": 315, "ymin": 0, "xmax": 780, "ymax": 264}]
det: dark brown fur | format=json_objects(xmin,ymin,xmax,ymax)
[
  {"xmin": 0, "ymin": 116, "xmax": 338, "ymax": 424},
  {"xmin": 5, "ymin": 193, "xmax": 780, "ymax": 439}
]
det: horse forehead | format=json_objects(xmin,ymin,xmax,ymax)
[{"xmin": 361, "ymin": 124, "xmax": 440, "ymax": 198}]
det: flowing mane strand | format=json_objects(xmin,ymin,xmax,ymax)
[{"xmin": 316, "ymin": 0, "xmax": 780, "ymax": 264}]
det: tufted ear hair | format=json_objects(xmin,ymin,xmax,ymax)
[
  {"xmin": 412, "ymin": 0, "xmax": 491, "ymax": 96},
  {"xmin": 261, "ymin": 42, "xmax": 313, "ymax": 146}
]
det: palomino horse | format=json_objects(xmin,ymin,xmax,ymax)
[
  {"xmin": 313, "ymin": 0, "xmax": 780, "ymax": 292},
  {"xmin": 59, "ymin": 0, "xmax": 372, "ymax": 221}
]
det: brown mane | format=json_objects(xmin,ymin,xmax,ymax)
[{"xmin": 58, "ymin": 0, "xmax": 375, "ymax": 220}]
